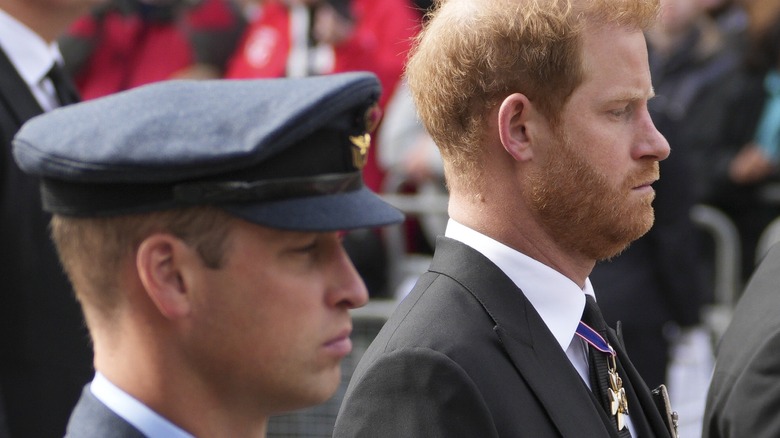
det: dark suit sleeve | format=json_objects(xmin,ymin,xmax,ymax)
[
  {"xmin": 705, "ymin": 331, "xmax": 780, "ymax": 438},
  {"xmin": 334, "ymin": 347, "xmax": 499, "ymax": 438}
]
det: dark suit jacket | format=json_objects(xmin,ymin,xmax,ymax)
[
  {"xmin": 703, "ymin": 242, "xmax": 780, "ymax": 438},
  {"xmin": 65, "ymin": 386, "xmax": 146, "ymax": 438},
  {"xmin": 334, "ymin": 237, "xmax": 672, "ymax": 437},
  {"xmin": 0, "ymin": 47, "xmax": 93, "ymax": 437}
]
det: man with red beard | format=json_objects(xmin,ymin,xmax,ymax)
[{"xmin": 334, "ymin": 0, "xmax": 679, "ymax": 437}]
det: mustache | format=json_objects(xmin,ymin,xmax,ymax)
[{"xmin": 626, "ymin": 162, "xmax": 660, "ymax": 188}]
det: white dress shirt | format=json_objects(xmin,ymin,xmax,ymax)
[
  {"xmin": 444, "ymin": 219, "xmax": 637, "ymax": 436},
  {"xmin": 90, "ymin": 373, "xmax": 194, "ymax": 438},
  {"xmin": 0, "ymin": 8, "xmax": 65, "ymax": 112}
]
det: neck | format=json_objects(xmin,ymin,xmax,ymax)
[
  {"xmin": 448, "ymin": 188, "xmax": 594, "ymax": 288},
  {"xmin": 93, "ymin": 323, "xmax": 271, "ymax": 438}
]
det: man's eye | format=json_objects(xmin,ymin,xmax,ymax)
[
  {"xmin": 294, "ymin": 241, "xmax": 318, "ymax": 253},
  {"xmin": 610, "ymin": 106, "xmax": 631, "ymax": 117}
]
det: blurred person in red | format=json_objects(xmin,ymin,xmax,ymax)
[
  {"xmin": 60, "ymin": 0, "xmax": 246, "ymax": 100},
  {"xmin": 225, "ymin": 0, "xmax": 420, "ymax": 193}
]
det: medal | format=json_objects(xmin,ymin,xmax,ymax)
[
  {"xmin": 577, "ymin": 321, "xmax": 630, "ymax": 430},
  {"xmin": 607, "ymin": 355, "xmax": 629, "ymax": 430},
  {"xmin": 349, "ymin": 103, "xmax": 382, "ymax": 169}
]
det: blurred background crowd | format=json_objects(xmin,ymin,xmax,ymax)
[{"xmin": 4, "ymin": 0, "xmax": 780, "ymax": 436}]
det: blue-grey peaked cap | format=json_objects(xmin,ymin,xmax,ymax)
[{"xmin": 13, "ymin": 72, "xmax": 404, "ymax": 231}]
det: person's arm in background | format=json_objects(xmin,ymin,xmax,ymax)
[
  {"xmin": 313, "ymin": 0, "xmax": 419, "ymax": 108},
  {"xmin": 176, "ymin": 0, "xmax": 247, "ymax": 79}
]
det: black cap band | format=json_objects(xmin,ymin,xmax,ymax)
[
  {"xmin": 41, "ymin": 172, "xmax": 364, "ymax": 217},
  {"xmin": 173, "ymin": 172, "xmax": 363, "ymax": 203}
]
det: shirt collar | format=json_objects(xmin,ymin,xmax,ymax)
[
  {"xmin": 444, "ymin": 219, "xmax": 592, "ymax": 352},
  {"xmin": 0, "ymin": 8, "xmax": 63, "ymax": 87},
  {"xmin": 90, "ymin": 372, "xmax": 195, "ymax": 438}
]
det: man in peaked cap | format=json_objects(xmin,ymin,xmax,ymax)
[{"xmin": 13, "ymin": 71, "xmax": 402, "ymax": 438}]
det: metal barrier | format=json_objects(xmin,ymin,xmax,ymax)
[
  {"xmin": 689, "ymin": 204, "xmax": 741, "ymax": 341},
  {"xmin": 380, "ymin": 192, "xmax": 447, "ymax": 298},
  {"xmin": 689, "ymin": 204, "xmax": 742, "ymax": 308}
]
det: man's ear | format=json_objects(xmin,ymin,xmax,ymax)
[
  {"xmin": 136, "ymin": 234, "xmax": 194, "ymax": 320},
  {"xmin": 498, "ymin": 93, "xmax": 534, "ymax": 162}
]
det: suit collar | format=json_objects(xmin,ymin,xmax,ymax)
[
  {"xmin": 0, "ymin": 47, "xmax": 44, "ymax": 125},
  {"xmin": 429, "ymin": 237, "xmax": 616, "ymax": 438},
  {"xmin": 444, "ymin": 219, "xmax": 588, "ymax": 352},
  {"xmin": 429, "ymin": 237, "xmax": 671, "ymax": 438}
]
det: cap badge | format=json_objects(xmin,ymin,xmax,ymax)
[
  {"xmin": 349, "ymin": 133, "xmax": 371, "ymax": 169},
  {"xmin": 349, "ymin": 104, "xmax": 382, "ymax": 169}
]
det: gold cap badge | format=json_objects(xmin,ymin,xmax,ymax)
[
  {"xmin": 350, "ymin": 133, "xmax": 371, "ymax": 169},
  {"xmin": 349, "ymin": 104, "xmax": 382, "ymax": 169}
]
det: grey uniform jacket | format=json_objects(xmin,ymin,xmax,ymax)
[
  {"xmin": 703, "ymin": 242, "xmax": 780, "ymax": 437},
  {"xmin": 65, "ymin": 386, "xmax": 146, "ymax": 438},
  {"xmin": 334, "ymin": 237, "xmax": 672, "ymax": 437}
]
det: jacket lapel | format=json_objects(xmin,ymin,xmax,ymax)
[
  {"xmin": 0, "ymin": 46, "xmax": 45, "ymax": 128},
  {"xmin": 429, "ymin": 238, "xmax": 615, "ymax": 438}
]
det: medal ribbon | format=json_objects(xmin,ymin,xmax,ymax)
[{"xmin": 576, "ymin": 321, "xmax": 615, "ymax": 356}]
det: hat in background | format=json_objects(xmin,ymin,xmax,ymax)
[{"xmin": 13, "ymin": 72, "xmax": 404, "ymax": 231}]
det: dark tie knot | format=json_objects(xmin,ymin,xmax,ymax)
[
  {"xmin": 582, "ymin": 294, "xmax": 609, "ymax": 335},
  {"xmin": 46, "ymin": 63, "xmax": 80, "ymax": 106}
]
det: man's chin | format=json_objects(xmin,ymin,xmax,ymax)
[{"xmin": 591, "ymin": 211, "xmax": 655, "ymax": 261}]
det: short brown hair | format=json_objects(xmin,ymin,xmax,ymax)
[
  {"xmin": 51, "ymin": 207, "xmax": 235, "ymax": 317},
  {"xmin": 406, "ymin": 0, "xmax": 660, "ymax": 189}
]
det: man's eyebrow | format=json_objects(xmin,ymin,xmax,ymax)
[{"xmin": 607, "ymin": 87, "xmax": 656, "ymax": 103}]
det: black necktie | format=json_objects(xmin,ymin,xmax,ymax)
[
  {"xmin": 46, "ymin": 62, "xmax": 80, "ymax": 106},
  {"xmin": 581, "ymin": 295, "xmax": 632, "ymax": 437}
]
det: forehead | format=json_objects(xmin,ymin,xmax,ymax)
[
  {"xmin": 574, "ymin": 25, "xmax": 652, "ymax": 103},
  {"xmin": 218, "ymin": 221, "xmax": 308, "ymax": 267},
  {"xmin": 229, "ymin": 218, "xmax": 316, "ymax": 245}
]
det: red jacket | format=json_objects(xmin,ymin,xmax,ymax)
[{"xmin": 65, "ymin": 0, "xmax": 243, "ymax": 100}]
